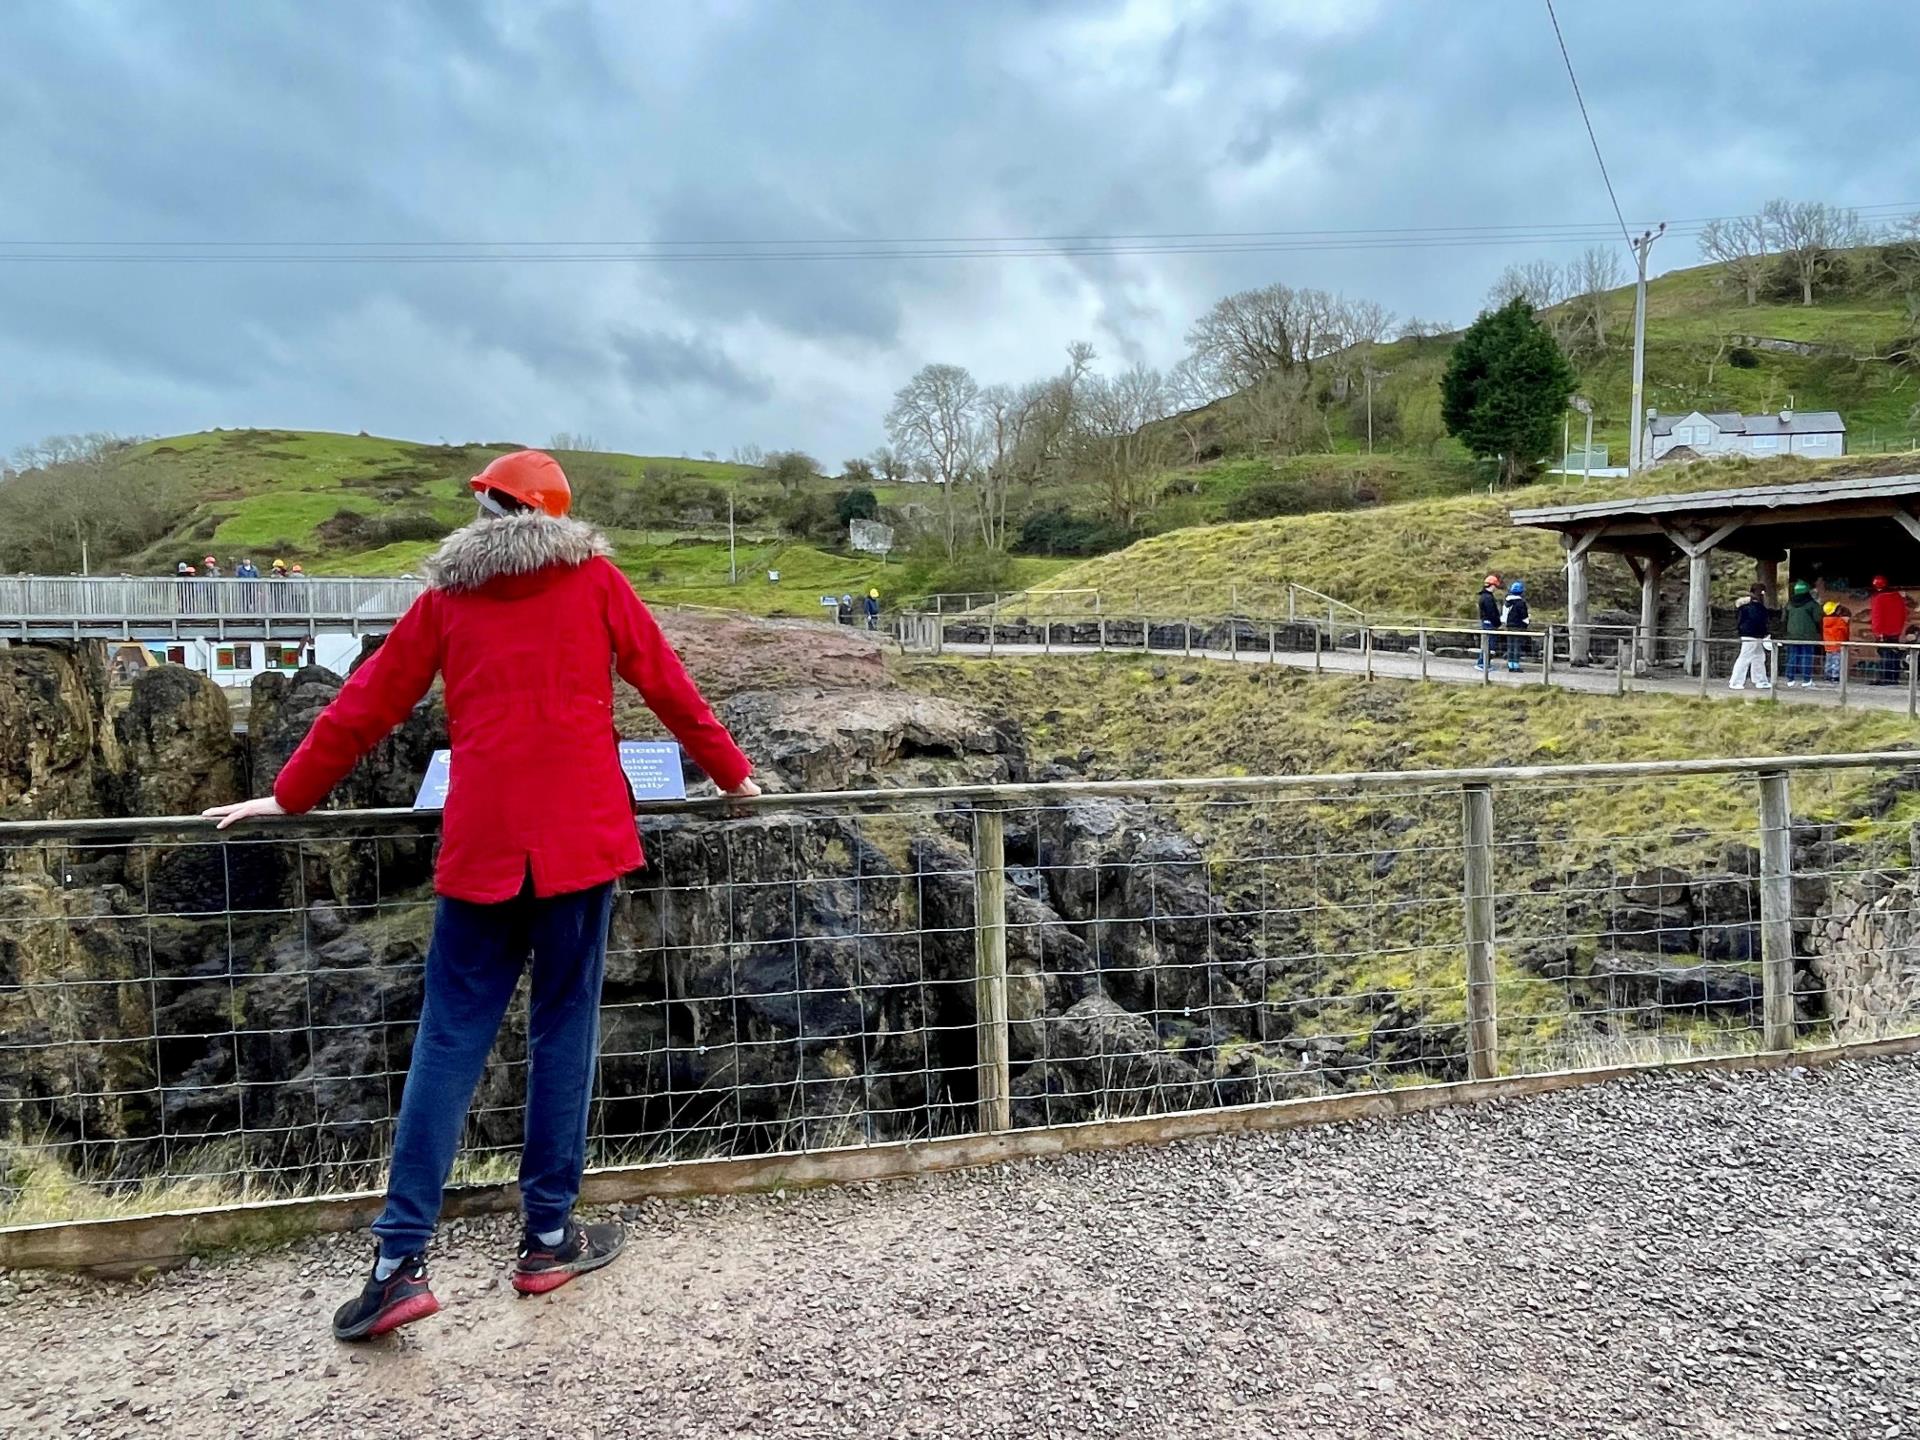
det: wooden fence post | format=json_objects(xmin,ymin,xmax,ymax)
[
  {"xmin": 1462, "ymin": 783, "xmax": 1498, "ymax": 1080},
  {"xmin": 1757, "ymin": 771, "xmax": 1796, "ymax": 1053},
  {"xmin": 972, "ymin": 805, "xmax": 1012, "ymax": 1133}
]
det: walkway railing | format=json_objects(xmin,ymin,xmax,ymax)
[
  {"xmin": 899, "ymin": 606, "xmax": 1920, "ymax": 717},
  {"xmin": 0, "ymin": 575, "xmax": 423, "ymax": 638},
  {"xmin": 5, "ymin": 752, "xmax": 1920, "ymax": 1237}
]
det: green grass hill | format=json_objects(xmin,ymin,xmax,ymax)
[
  {"xmin": 1035, "ymin": 451, "xmax": 1920, "ymax": 621},
  {"xmin": 1, "ymin": 427, "xmax": 1067, "ymax": 616}
]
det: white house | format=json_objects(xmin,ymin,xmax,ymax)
[
  {"xmin": 1646, "ymin": 408, "xmax": 1847, "ymax": 464},
  {"xmin": 120, "ymin": 633, "xmax": 364, "ymax": 687}
]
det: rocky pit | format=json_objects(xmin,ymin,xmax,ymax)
[{"xmin": 1, "ymin": 617, "xmax": 1917, "ymax": 1207}]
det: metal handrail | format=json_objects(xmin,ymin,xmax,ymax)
[
  {"xmin": 6, "ymin": 749, "xmax": 1916, "ymax": 842},
  {"xmin": 0, "ymin": 574, "xmax": 422, "ymax": 622}
]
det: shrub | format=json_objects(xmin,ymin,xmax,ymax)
[
  {"xmin": 767, "ymin": 491, "xmax": 838, "ymax": 544},
  {"xmin": 1014, "ymin": 506, "xmax": 1133, "ymax": 556},
  {"xmin": 920, "ymin": 548, "xmax": 1017, "ymax": 597},
  {"xmin": 313, "ymin": 508, "xmax": 447, "ymax": 549},
  {"xmin": 835, "ymin": 488, "xmax": 879, "ymax": 525}
]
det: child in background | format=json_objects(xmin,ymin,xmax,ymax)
[{"xmin": 1822, "ymin": 602, "xmax": 1850, "ymax": 684}]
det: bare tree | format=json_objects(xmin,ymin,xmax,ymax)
[
  {"xmin": 0, "ymin": 433, "xmax": 168, "ymax": 573},
  {"xmin": 1698, "ymin": 213, "xmax": 1771, "ymax": 306},
  {"xmin": 547, "ymin": 432, "xmax": 604, "ymax": 452},
  {"xmin": 1075, "ymin": 365, "xmax": 1175, "ymax": 528},
  {"xmin": 1870, "ymin": 212, "xmax": 1920, "ymax": 329},
  {"xmin": 1184, "ymin": 283, "xmax": 1312, "ymax": 391},
  {"xmin": 885, "ymin": 363, "xmax": 981, "ymax": 558},
  {"xmin": 1769, "ymin": 199, "xmax": 1864, "ymax": 305},
  {"xmin": 1166, "ymin": 354, "xmax": 1232, "ymax": 462},
  {"xmin": 1344, "ymin": 299, "xmax": 1396, "ymax": 453},
  {"xmin": 1567, "ymin": 245, "xmax": 1624, "ymax": 350},
  {"xmin": 972, "ymin": 383, "xmax": 1036, "ymax": 551},
  {"xmin": 868, "ymin": 445, "xmax": 907, "ymax": 484},
  {"xmin": 1485, "ymin": 260, "xmax": 1569, "ymax": 312},
  {"xmin": 1397, "ymin": 316, "xmax": 1450, "ymax": 342}
]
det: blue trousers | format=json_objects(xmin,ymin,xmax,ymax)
[{"xmin": 374, "ymin": 879, "xmax": 614, "ymax": 1258}]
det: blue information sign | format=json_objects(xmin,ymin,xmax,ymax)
[{"xmin": 411, "ymin": 741, "xmax": 686, "ymax": 811}]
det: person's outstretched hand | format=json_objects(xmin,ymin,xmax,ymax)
[
  {"xmin": 202, "ymin": 796, "xmax": 288, "ymax": 830},
  {"xmin": 724, "ymin": 777, "xmax": 762, "ymax": 799}
]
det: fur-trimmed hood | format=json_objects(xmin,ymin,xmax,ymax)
[{"xmin": 421, "ymin": 511, "xmax": 612, "ymax": 592}]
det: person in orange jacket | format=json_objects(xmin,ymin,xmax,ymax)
[{"xmin": 1822, "ymin": 601, "xmax": 1851, "ymax": 684}]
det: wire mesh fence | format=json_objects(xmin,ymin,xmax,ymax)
[
  {"xmin": 904, "ymin": 609, "xmax": 1920, "ymax": 714},
  {"xmin": 5, "ymin": 755, "xmax": 1920, "ymax": 1226}
]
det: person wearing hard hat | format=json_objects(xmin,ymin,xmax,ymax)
[
  {"xmin": 270, "ymin": 558, "xmax": 288, "ymax": 579},
  {"xmin": 1474, "ymin": 573, "xmax": 1502, "ymax": 671},
  {"xmin": 203, "ymin": 449, "xmax": 759, "ymax": 1341},
  {"xmin": 1823, "ymin": 601, "xmax": 1851, "ymax": 684},
  {"xmin": 1782, "ymin": 580, "xmax": 1822, "ymax": 687},
  {"xmin": 1499, "ymin": 579, "xmax": 1529, "ymax": 672},
  {"xmin": 202, "ymin": 555, "xmax": 221, "ymax": 579},
  {"xmin": 864, "ymin": 587, "xmax": 881, "ymax": 630}
]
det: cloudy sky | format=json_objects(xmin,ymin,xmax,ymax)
[{"xmin": 4, "ymin": 0, "xmax": 1916, "ymax": 463}]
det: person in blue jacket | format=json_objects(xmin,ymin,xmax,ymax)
[{"xmin": 1500, "ymin": 580, "xmax": 1530, "ymax": 672}]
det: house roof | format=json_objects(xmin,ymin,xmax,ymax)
[
  {"xmin": 1649, "ymin": 410, "xmax": 1847, "ymax": 437},
  {"xmin": 1510, "ymin": 472, "xmax": 1920, "ymax": 529}
]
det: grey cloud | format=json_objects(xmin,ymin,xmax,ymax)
[{"xmin": 2, "ymin": 0, "xmax": 1918, "ymax": 462}]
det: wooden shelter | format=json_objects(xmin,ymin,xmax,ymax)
[{"xmin": 1511, "ymin": 474, "xmax": 1920, "ymax": 672}]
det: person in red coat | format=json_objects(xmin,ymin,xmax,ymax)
[
  {"xmin": 205, "ymin": 450, "xmax": 759, "ymax": 1341},
  {"xmin": 1869, "ymin": 575, "xmax": 1910, "ymax": 685}
]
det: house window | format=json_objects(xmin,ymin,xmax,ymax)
[
  {"xmin": 216, "ymin": 646, "xmax": 237, "ymax": 669},
  {"xmin": 1752, "ymin": 436, "xmax": 1779, "ymax": 454},
  {"xmin": 165, "ymin": 646, "xmax": 186, "ymax": 665}
]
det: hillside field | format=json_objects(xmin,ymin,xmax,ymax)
[{"xmin": 1034, "ymin": 450, "xmax": 1920, "ymax": 621}]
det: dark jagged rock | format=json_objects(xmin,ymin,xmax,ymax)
[{"xmin": 0, "ymin": 642, "xmax": 117, "ymax": 818}]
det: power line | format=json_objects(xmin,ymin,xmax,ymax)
[
  {"xmin": 1544, "ymin": 0, "xmax": 1633, "ymax": 248},
  {"xmin": 0, "ymin": 203, "xmax": 1912, "ymax": 265}
]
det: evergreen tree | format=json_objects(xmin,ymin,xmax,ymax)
[{"xmin": 1440, "ymin": 298, "xmax": 1576, "ymax": 485}]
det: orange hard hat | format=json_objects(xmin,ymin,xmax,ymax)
[{"xmin": 469, "ymin": 450, "xmax": 571, "ymax": 518}]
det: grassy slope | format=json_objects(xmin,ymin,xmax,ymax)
[
  {"xmin": 102, "ymin": 428, "xmax": 1074, "ymax": 614},
  {"xmin": 1042, "ymin": 451, "xmax": 1920, "ymax": 619},
  {"xmin": 1364, "ymin": 253, "xmax": 1918, "ymax": 460},
  {"xmin": 904, "ymin": 655, "xmax": 1917, "ymax": 1064}
]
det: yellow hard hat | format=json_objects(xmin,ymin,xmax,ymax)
[
  {"xmin": 868, "ymin": 588, "xmax": 880, "ymax": 599},
  {"xmin": 1824, "ymin": 601, "xmax": 1839, "ymax": 615}
]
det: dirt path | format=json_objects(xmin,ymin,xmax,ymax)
[{"xmin": 4, "ymin": 1059, "xmax": 1919, "ymax": 1439}]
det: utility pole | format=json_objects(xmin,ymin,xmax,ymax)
[
  {"xmin": 727, "ymin": 487, "xmax": 737, "ymax": 585},
  {"xmin": 1571, "ymin": 395, "xmax": 1594, "ymax": 484},
  {"xmin": 1364, "ymin": 363, "xmax": 1375, "ymax": 454},
  {"xmin": 1627, "ymin": 222, "xmax": 1665, "ymax": 475}
]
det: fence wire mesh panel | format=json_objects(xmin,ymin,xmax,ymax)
[{"xmin": 6, "ymin": 757, "xmax": 1920, "ymax": 1227}]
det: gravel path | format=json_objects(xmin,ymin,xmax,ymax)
[{"xmin": 4, "ymin": 1059, "xmax": 1918, "ymax": 1439}]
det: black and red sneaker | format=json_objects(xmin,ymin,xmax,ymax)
[
  {"xmin": 331, "ymin": 1252, "xmax": 441, "ymax": 1341},
  {"xmin": 511, "ymin": 1220, "xmax": 626, "ymax": 1296}
]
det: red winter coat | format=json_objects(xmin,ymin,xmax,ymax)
[
  {"xmin": 1870, "ymin": 588, "xmax": 1909, "ymax": 639},
  {"xmin": 273, "ymin": 513, "xmax": 752, "ymax": 903}
]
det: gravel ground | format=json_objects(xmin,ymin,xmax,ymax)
[{"xmin": 3, "ymin": 1059, "xmax": 1918, "ymax": 1440}]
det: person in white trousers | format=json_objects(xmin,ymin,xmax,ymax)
[{"xmin": 1729, "ymin": 583, "xmax": 1773, "ymax": 691}]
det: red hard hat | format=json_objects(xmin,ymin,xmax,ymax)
[
  {"xmin": 469, "ymin": 450, "xmax": 571, "ymax": 519},
  {"xmin": 1873, "ymin": 575, "xmax": 1890, "ymax": 590}
]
